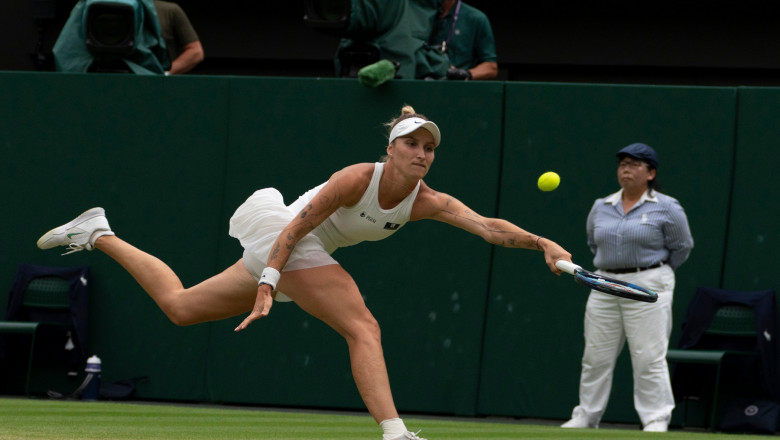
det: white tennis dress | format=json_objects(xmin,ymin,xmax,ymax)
[{"xmin": 229, "ymin": 162, "xmax": 420, "ymax": 301}]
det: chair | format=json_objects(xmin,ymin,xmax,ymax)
[
  {"xmin": 0, "ymin": 264, "xmax": 90, "ymax": 396},
  {"xmin": 668, "ymin": 304, "xmax": 758, "ymax": 430},
  {"xmin": 667, "ymin": 286, "xmax": 778, "ymax": 431}
]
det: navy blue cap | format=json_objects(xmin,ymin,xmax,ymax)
[{"xmin": 616, "ymin": 143, "xmax": 658, "ymax": 169}]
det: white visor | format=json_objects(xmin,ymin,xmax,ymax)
[{"xmin": 388, "ymin": 117, "xmax": 441, "ymax": 147}]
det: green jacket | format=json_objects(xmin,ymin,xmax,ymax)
[{"xmin": 335, "ymin": 0, "xmax": 449, "ymax": 80}]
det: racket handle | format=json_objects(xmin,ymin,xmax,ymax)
[{"xmin": 555, "ymin": 260, "xmax": 581, "ymax": 275}]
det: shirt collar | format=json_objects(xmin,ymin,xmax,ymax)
[{"xmin": 604, "ymin": 189, "xmax": 659, "ymax": 206}]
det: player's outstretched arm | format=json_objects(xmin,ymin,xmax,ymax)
[{"xmin": 411, "ymin": 183, "xmax": 571, "ymax": 274}]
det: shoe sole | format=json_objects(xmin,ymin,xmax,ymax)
[{"xmin": 37, "ymin": 207, "xmax": 106, "ymax": 249}]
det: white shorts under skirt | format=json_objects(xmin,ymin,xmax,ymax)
[{"xmin": 228, "ymin": 188, "xmax": 338, "ymax": 301}]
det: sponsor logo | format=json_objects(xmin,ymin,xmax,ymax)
[
  {"xmin": 745, "ymin": 405, "xmax": 759, "ymax": 416},
  {"xmin": 360, "ymin": 212, "xmax": 377, "ymax": 224},
  {"xmin": 67, "ymin": 232, "xmax": 85, "ymax": 239},
  {"xmin": 384, "ymin": 222, "xmax": 401, "ymax": 230}
]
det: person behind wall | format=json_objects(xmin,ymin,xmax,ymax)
[
  {"xmin": 561, "ymin": 143, "xmax": 694, "ymax": 432},
  {"xmin": 154, "ymin": 0, "xmax": 204, "ymax": 75},
  {"xmin": 36, "ymin": 105, "xmax": 573, "ymax": 440},
  {"xmin": 429, "ymin": 0, "xmax": 498, "ymax": 80}
]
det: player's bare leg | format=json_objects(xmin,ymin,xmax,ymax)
[
  {"xmin": 277, "ymin": 264, "xmax": 399, "ymax": 424},
  {"xmin": 37, "ymin": 207, "xmax": 257, "ymax": 325},
  {"xmin": 95, "ymin": 235, "xmax": 257, "ymax": 325}
]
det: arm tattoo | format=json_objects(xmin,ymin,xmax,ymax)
[
  {"xmin": 442, "ymin": 207, "xmax": 492, "ymax": 230},
  {"xmin": 269, "ymin": 243, "xmax": 281, "ymax": 262},
  {"xmin": 273, "ymin": 189, "xmax": 340, "ymax": 267},
  {"xmin": 300, "ymin": 204, "xmax": 313, "ymax": 219}
]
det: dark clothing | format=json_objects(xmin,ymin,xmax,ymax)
[
  {"xmin": 154, "ymin": 0, "xmax": 200, "ymax": 63},
  {"xmin": 429, "ymin": 2, "xmax": 497, "ymax": 69}
]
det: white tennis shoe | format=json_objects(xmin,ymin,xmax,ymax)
[
  {"xmin": 390, "ymin": 431, "xmax": 427, "ymax": 440},
  {"xmin": 643, "ymin": 419, "xmax": 668, "ymax": 432},
  {"xmin": 37, "ymin": 207, "xmax": 115, "ymax": 255},
  {"xmin": 561, "ymin": 417, "xmax": 598, "ymax": 428}
]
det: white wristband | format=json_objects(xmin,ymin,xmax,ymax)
[{"xmin": 259, "ymin": 267, "xmax": 281, "ymax": 290}]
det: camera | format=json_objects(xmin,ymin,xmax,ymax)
[
  {"xmin": 304, "ymin": 0, "xmax": 448, "ymax": 80},
  {"xmin": 53, "ymin": 0, "xmax": 169, "ymax": 74},
  {"xmin": 85, "ymin": 0, "xmax": 140, "ymax": 57}
]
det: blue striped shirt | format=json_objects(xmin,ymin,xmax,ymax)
[{"xmin": 586, "ymin": 189, "xmax": 694, "ymax": 270}]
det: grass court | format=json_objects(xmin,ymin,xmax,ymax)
[{"xmin": 0, "ymin": 397, "xmax": 768, "ymax": 440}]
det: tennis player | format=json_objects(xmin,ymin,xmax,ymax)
[{"xmin": 37, "ymin": 105, "xmax": 572, "ymax": 440}]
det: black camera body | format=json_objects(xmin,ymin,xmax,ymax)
[{"xmin": 85, "ymin": 0, "xmax": 139, "ymax": 57}]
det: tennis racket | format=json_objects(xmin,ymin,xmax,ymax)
[{"xmin": 555, "ymin": 260, "xmax": 658, "ymax": 303}]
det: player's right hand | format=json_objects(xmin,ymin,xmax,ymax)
[{"xmin": 234, "ymin": 284, "xmax": 274, "ymax": 331}]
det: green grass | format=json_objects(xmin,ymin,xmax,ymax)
[{"xmin": 0, "ymin": 398, "xmax": 768, "ymax": 440}]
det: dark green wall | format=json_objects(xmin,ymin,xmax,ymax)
[
  {"xmin": 1, "ymin": 73, "xmax": 234, "ymax": 400},
  {"xmin": 724, "ymin": 88, "xmax": 780, "ymax": 290},
  {"xmin": 0, "ymin": 72, "xmax": 776, "ymax": 425}
]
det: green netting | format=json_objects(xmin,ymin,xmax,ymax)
[
  {"xmin": 708, "ymin": 305, "xmax": 756, "ymax": 336},
  {"xmin": 23, "ymin": 277, "xmax": 71, "ymax": 309}
]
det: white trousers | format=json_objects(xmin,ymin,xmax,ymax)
[{"xmin": 569, "ymin": 265, "xmax": 676, "ymax": 427}]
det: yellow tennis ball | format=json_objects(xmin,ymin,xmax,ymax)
[{"xmin": 537, "ymin": 171, "xmax": 560, "ymax": 192}]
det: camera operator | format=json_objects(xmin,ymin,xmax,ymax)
[
  {"xmin": 431, "ymin": 0, "xmax": 498, "ymax": 80},
  {"xmin": 155, "ymin": 0, "xmax": 204, "ymax": 75}
]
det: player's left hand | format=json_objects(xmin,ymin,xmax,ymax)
[
  {"xmin": 234, "ymin": 284, "xmax": 274, "ymax": 331},
  {"xmin": 539, "ymin": 238, "xmax": 572, "ymax": 275}
]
